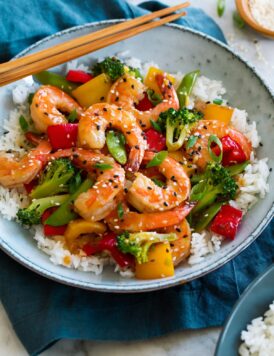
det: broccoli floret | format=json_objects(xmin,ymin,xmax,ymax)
[
  {"xmin": 127, "ymin": 66, "xmax": 143, "ymax": 81},
  {"xmin": 190, "ymin": 162, "xmax": 238, "ymax": 214},
  {"xmin": 117, "ymin": 231, "xmax": 176, "ymax": 264},
  {"xmin": 17, "ymin": 195, "xmax": 68, "ymax": 226},
  {"xmin": 31, "ymin": 158, "xmax": 75, "ymax": 199},
  {"xmin": 92, "ymin": 57, "xmax": 125, "ymax": 81},
  {"xmin": 158, "ymin": 108, "xmax": 202, "ymax": 151}
]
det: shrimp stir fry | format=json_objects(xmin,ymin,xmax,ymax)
[{"xmin": 1, "ymin": 56, "xmax": 255, "ymax": 280}]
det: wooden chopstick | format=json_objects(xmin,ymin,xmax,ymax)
[
  {"xmin": 0, "ymin": 2, "xmax": 189, "ymax": 86},
  {"xmin": 0, "ymin": 10, "xmax": 187, "ymax": 86}
]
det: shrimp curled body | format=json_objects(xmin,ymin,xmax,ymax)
[
  {"xmin": 106, "ymin": 201, "xmax": 195, "ymax": 233},
  {"xmin": 0, "ymin": 141, "xmax": 51, "ymax": 188},
  {"xmin": 30, "ymin": 85, "xmax": 83, "ymax": 133},
  {"xmin": 50, "ymin": 148, "xmax": 125, "ymax": 221},
  {"xmin": 78, "ymin": 103, "xmax": 147, "ymax": 172},
  {"xmin": 127, "ymin": 151, "xmax": 191, "ymax": 213},
  {"xmin": 107, "ymin": 74, "xmax": 179, "ymax": 130}
]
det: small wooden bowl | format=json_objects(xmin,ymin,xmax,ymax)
[{"xmin": 235, "ymin": 0, "xmax": 274, "ymax": 39}]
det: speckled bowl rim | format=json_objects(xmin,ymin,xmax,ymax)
[{"xmin": 0, "ymin": 20, "xmax": 273, "ymax": 293}]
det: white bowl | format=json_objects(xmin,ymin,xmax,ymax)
[{"xmin": 0, "ymin": 20, "xmax": 273, "ymax": 292}]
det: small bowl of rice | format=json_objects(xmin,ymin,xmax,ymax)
[{"xmin": 215, "ymin": 264, "xmax": 274, "ymax": 356}]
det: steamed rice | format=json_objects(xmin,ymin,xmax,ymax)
[
  {"xmin": 0, "ymin": 57, "xmax": 270, "ymax": 276},
  {"xmin": 239, "ymin": 301, "xmax": 274, "ymax": 356}
]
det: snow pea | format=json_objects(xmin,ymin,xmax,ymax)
[
  {"xmin": 193, "ymin": 202, "xmax": 223, "ymax": 232},
  {"xmin": 45, "ymin": 178, "xmax": 93, "ymax": 226},
  {"xmin": 33, "ymin": 71, "xmax": 78, "ymax": 94},
  {"xmin": 176, "ymin": 70, "xmax": 200, "ymax": 108},
  {"xmin": 106, "ymin": 130, "xmax": 127, "ymax": 165},
  {"xmin": 225, "ymin": 161, "xmax": 249, "ymax": 176}
]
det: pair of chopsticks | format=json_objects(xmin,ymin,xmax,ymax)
[{"xmin": 0, "ymin": 2, "xmax": 189, "ymax": 87}]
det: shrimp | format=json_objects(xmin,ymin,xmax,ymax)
[
  {"xmin": 127, "ymin": 151, "xmax": 191, "ymax": 213},
  {"xmin": 106, "ymin": 201, "xmax": 195, "ymax": 233},
  {"xmin": 78, "ymin": 103, "xmax": 147, "ymax": 172},
  {"xmin": 30, "ymin": 85, "xmax": 83, "ymax": 133},
  {"xmin": 185, "ymin": 120, "xmax": 252, "ymax": 169},
  {"xmin": 50, "ymin": 148, "xmax": 125, "ymax": 221},
  {"xmin": 0, "ymin": 141, "xmax": 51, "ymax": 188},
  {"xmin": 107, "ymin": 74, "xmax": 179, "ymax": 129},
  {"xmin": 162, "ymin": 219, "xmax": 191, "ymax": 266}
]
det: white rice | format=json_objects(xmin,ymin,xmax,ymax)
[
  {"xmin": 188, "ymin": 231, "xmax": 223, "ymax": 265},
  {"xmin": 0, "ymin": 186, "xmax": 29, "ymax": 220},
  {"xmin": 239, "ymin": 301, "xmax": 274, "ymax": 356},
  {"xmin": 231, "ymin": 109, "xmax": 261, "ymax": 148},
  {"xmin": 0, "ymin": 58, "xmax": 270, "ymax": 275},
  {"xmin": 33, "ymin": 225, "xmax": 111, "ymax": 274}
]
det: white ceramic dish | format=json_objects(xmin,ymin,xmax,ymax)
[{"xmin": 0, "ymin": 20, "xmax": 273, "ymax": 292}]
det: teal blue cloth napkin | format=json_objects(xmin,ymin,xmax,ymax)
[{"xmin": 0, "ymin": 1, "xmax": 273, "ymax": 355}]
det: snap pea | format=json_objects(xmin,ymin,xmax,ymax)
[
  {"xmin": 190, "ymin": 190, "xmax": 217, "ymax": 215},
  {"xmin": 191, "ymin": 161, "xmax": 249, "ymax": 185},
  {"xmin": 45, "ymin": 178, "xmax": 93, "ymax": 226},
  {"xmin": 226, "ymin": 161, "xmax": 249, "ymax": 176},
  {"xmin": 176, "ymin": 70, "xmax": 200, "ymax": 108},
  {"xmin": 33, "ymin": 71, "xmax": 78, "ymax": 94},
  {"xmin": 146, "ymin": 151, "xmax": 168, "ymax": 168},
  {"xmin": 193, "ymin": 202, "xmax": 223, "ymax": 232},
  {"xmin": 106, "ymin": 130, "xmax": 127, "ymax": 165}
]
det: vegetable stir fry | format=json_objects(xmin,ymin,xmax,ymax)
[{"xmin": 0, "ymin": 56, "xmax": 254, "ymax": 280}]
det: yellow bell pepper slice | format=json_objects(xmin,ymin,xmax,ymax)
[
  {"xmin": 135, "ymin": 242, "xmax": 174, "ymax": 280},
  {"xmin": 202, "ymin": 103, "xmax": 234, "ymax": 125},
  {"xmin": 72, "ymin": 73, "xmax": 112, "ymax": 108},
  {"xmin": 64, "ymin": 219, "xmax": 106, "ymax": 247},
  {"xmin": 144, "ymin": 67, "xmax": 175, "ymax": 95}
]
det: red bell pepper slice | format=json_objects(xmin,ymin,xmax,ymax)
[
  {"xmin": 135, "ymin": 92, "xmax": 154, "ymax": 111},
  {"xmin": 212, "ymin": 135, "xmax": 247, "ymax": 166},
  {"xmin": 42, "ymin": 208, "xmax": 67, "ymax": 236},
  {"xmin": 83, "ymin": 232, "xmax": 134, "ymax": 268},
  {"xmin": 145, "ymin": 128, "xmax": 166, "ymax": 152},
  {"xmin": 66, "ymin": 70, "xmax": 93, "ymax": 84},
  {"xmin": 47, "ymin": 124, "xmax": 78, "ymax": 150},
  {"xmin": 24, "ymin": 179, "xmax": 38, "ymax": 194},
  {"xmin": 210, "ymin": 204, "xmax": 243, "ymax": 240}
]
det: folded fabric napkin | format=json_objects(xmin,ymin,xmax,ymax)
[{"xmin": 0, "ymin": 1, "xmax": 273, "ymax": 355}]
